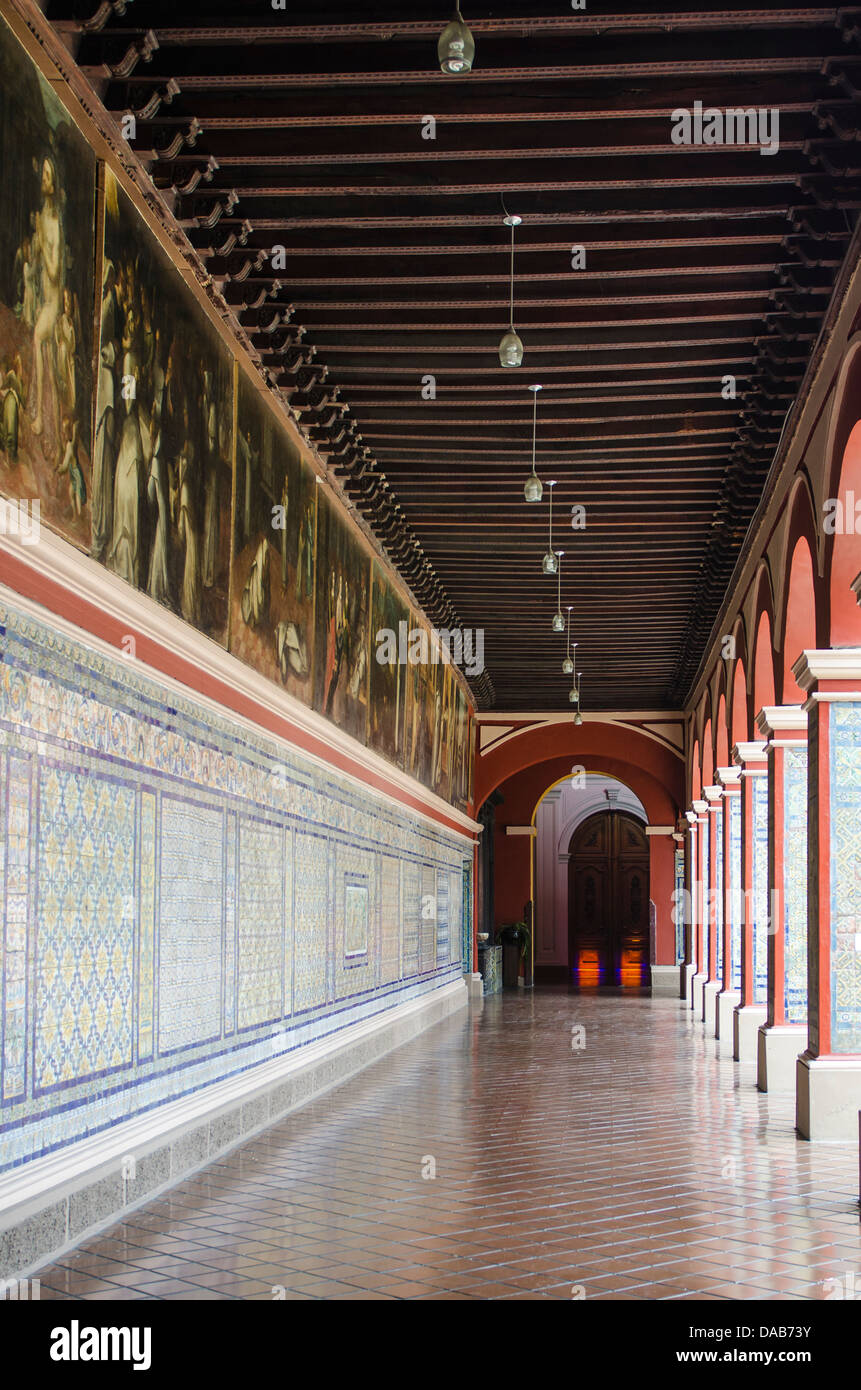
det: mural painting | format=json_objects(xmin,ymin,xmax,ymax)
[
  {"xmin": 314, "ymin": 490, "xmax": 370, "ymax": 744},
  {"xmin": 230, "ymin": 374, "xmax": 317, "ymax": 702},
  {"xmin": 0, "ymin": 14, "xmax": 95, "ymax": 549},
  {"xmin": 94, "ymin": 171, "xmax": 234, "ymax": 644}
]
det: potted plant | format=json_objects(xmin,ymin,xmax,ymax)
[{"xmin": 498, "ymin": 920, "xmax": 530, "ymax": 988}]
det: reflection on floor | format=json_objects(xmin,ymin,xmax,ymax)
[{"xmin": 34, "ymin": 989, "xmax": 861, "ymax": 1300}]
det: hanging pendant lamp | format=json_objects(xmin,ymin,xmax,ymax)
[
  {"xmin": 563, "ymin": 613, "xmax": 575, "ymax": 675},
  {"xmin": 499, "ymin": 211, "xmax": 523, "ymax": 367},
  {"xmin": 523, "ymin": 384, "xmax": 543, "ymax": 502},
  {"xmin": 552, "ymin": 551, "xmax": 565, "ymax": 632},
  {"xmin": 573, "ymin": 673, "xmax": 583, "ymax": 724},
  {"xmin": 542, "ymin": 481, "xmax": 558, "ymax": 575},
  {"xmin": 438, "ymin": 7, "xmax": 475, "ymax": 75}
]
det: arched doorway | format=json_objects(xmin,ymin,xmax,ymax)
[{"xmin": 568, "ymin": 809, "xmax": 651, "ymax": 987}]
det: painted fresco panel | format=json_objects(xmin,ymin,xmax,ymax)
[
  {"xmin": 313, "ymin": 490, "xmax": 370, "ymax": 743},
  {"xmin": 230, "ymin": 374, "xmax": 316, "ymax": 703},
  {"xmin": 94, "ymin": 171, "xmax": 234, "ymax": 644},
  {"xmin": 0, "ymin": 14, "xmax": 96, "ymax": 551},
  {"xmin": 368, "ymin": 562, "xmax": 407, "ymax": 767}
]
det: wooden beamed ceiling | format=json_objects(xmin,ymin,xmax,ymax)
[{"xmin": 45, "ymin": 1, "xmax": 861, "ymax": 709}]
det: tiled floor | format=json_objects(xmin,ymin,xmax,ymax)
[{"xmin": 35, "ymin": 989, "xmax": 861, "ymax": 1300}]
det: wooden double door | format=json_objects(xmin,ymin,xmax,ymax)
[{"xmin": 568, "ymin": 811, "xmax": 651, "ymax": 987}]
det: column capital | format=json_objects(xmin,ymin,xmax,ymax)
[
  {"xmin": 732, "ymin": 741, "xmax": 767, "ymax": 772},
  {"xmin": 792, "ymin": 647, "xmax": 861, "ymax": 696},
  {"xmin": 716, "ymin": 765, "xmax": 741, "ymax": 790},
  {"xmin": 684, "ymin": 809, "xmax": 697, "ymax": 826},
  {"xmin": 703, "ymin": 786, "xmax": 722, "ymax": 805},
  {"xmin": 692, "ymin": 799, "xmax": 709, "ymax": 816},
  {"xmin": 756, "ymin": 704, "xmax": 808, "ymax": 743}
]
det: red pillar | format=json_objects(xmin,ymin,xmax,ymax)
[
  {"xmin": 795, "ymin": 650, "xmax": 861, "ymax": 1139},
  {"xmin": 684, "ymin": 809, "xmax": 699, "ymax": 1005},
  {"xmin": 690, "ymin": 799, "xmax": 709, "ymax": 1014},
  {"xmin": 715, "ymin": 764, "xmax": 741, "ymax": 1051},
  {"xmin": 732, "ymin": 740, "xmax": 768, "ymax": 1065},
  {"xmin": 703, "ymin": 785, "xmax": 722, "ymax": 1031},
  {"xmin": 754, "ymin": 706, "xmax": 808, "ymax": 1092}
]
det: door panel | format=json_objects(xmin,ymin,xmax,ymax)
[{"xmin": 568, "ymin": 811, "xmax": 651, "ymax": 986}]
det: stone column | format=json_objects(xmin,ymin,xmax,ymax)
[
  {"xmin": 755, "ymin": 706, "xmax": 808, "ymax": 1093},
  {"xmin": 716, "ymin": 765, "xmax": 742, "ymax": 1052},
  {"xmin": 732, "ymin": 741, "xmax": 769, "ymax": 1064},
  {"xmin": 690, "ymin": 799, "xmax": 709, "ymax": 1015},
  {"xmin": 703, "ymin": 785, "xmax": 723, "ymax": 1032},
  {"xmin": 794, "ymin": 649, "xmax": 861, "ymax": 1139}
]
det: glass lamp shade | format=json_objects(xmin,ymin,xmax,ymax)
[
  {"xmin": 551, "ymin": 611, "xmax": 565, "ymax": 633},
  {"xmin": 568, "ymin": 689, "xmax": 578, "ymax": 704},
  {"xmin": 438, "ymin": 13, "xmax": 475, "ymax": 74},
  {"xmin": 524, "ymin": 472, "xmax": 543, "ymax": 503},
  {"xmin": 562, "ymin": 656, "xmax": 574, "ymax": 675},
  {"xmin": 573, "ymin": 711, "xmax": 583, "ymax": 726},
  {"xmin": 542, "ymin": 550, "xmax": 558, "ymax": 576},
  {"xmin": 499, "ymin": 329, "xmax": 524, "ymax": 368}
]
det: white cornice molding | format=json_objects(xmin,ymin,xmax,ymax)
[
  {"xmin": 703, "ymin": 786, "xmax": 722, "ymax": 804},
  {"xmin": 692, "ymin": 799, "xmax": 709, "ymax": 814},
  {"xmin": 792, "ymin": 647, "xmax": 861, "ymax": 689},
  {"xmin": 756, "ymin": 705, "xmax": 808, "ymax": 737},
  {"xmin": 716, "ymin": 765, "xmax": 741, "ymax": 788},
  {"xmin": 733, "ymin": 741, "xmax": 768, "ymax": 766},
  {"xmin": 0, "ymin": 532, "xmax": 479, "ymax": 841}
]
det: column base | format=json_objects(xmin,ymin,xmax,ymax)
[
  {"xmin": 689, "ymin": 971, "xmax": 707, "ymax": 1011},
  {"xmin": 703, "ymin": 980, "xmax": 721, "ymax": 1034},
  {"xmin": 466, "ymin": 972, "xmax": 484, "ymax": 1002},
  {"xmin": 733, "ymin": 1003, "xmax": 767, "ymax": 1064},
  {"xmin": 796, "ymin": 1053, "xmax": 861, "ymax": 1140},
  {"xmin": 716, "ymin": 990, "xmax": 741, "ymax": 1055},
  {"xmin": 757, "ymin": 1023, "xmax": 805, "ymax": 1093},
  {"xmin": 684, "ymin": 965, "xmax": 699, "ymax": 1008},
  {"xmin": 650, "ymin": 965, "xmax": 683, "ymax": 998}
]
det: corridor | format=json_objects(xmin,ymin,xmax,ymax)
[{"xmin": 33, "ymin": 992, "xmax": 861, "ymax": 1302}]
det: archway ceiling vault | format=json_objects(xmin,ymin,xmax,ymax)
[{"xmin": 48, "ymin": 1, "xmax": 861, "ymax": 709}]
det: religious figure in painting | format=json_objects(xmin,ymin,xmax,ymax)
[
  {"xmin": 92, "ymin": 260, "xmax": 120, "ymax": 560},
  {"xmin": 31, "ymin": 157, "xmax": 62, "ymax": 442},
  {"xmin": 107, "ymin": 318, "xmax": 144, "ymax": 587},
  {"xmin": 241, "ymin": 536, "xmax": 270, "ymax": 630}
]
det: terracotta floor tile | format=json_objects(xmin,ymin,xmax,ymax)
[{"xmin": 30, "ymin": 991, "xmax": 861, "ymax": 1302}]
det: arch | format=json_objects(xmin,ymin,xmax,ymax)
[
  {"xmin": 750, "ymin": 562, "xmax": 777, "ymax": 718},
  {"xmin": 824, "ymin": 331, "xmax": 861, "ymax": 502},
  {"xmin": 730, "ymin": 648, "xmax": 748, "ymax": 749},
  {"xmin": 475, "ymin": 719, "xmax": 683, "ymax": 818},
  {"xmin": 715, "ymin": 693, "xmax": 728, "ymax": 772},
  {"xmin": 828, "ymin": 418, "xmax": 861, "ymax": 646},
  {"xmin": 542, "ymin": 773, "xmax": 648, "ymax": 858},
  {"xmin": 781, "ymin": 532, "xmax": 817, "ymax": 703},
  {"xmin": 701, "ymin": 719, "xmax": 714, "ymax": 790}
]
